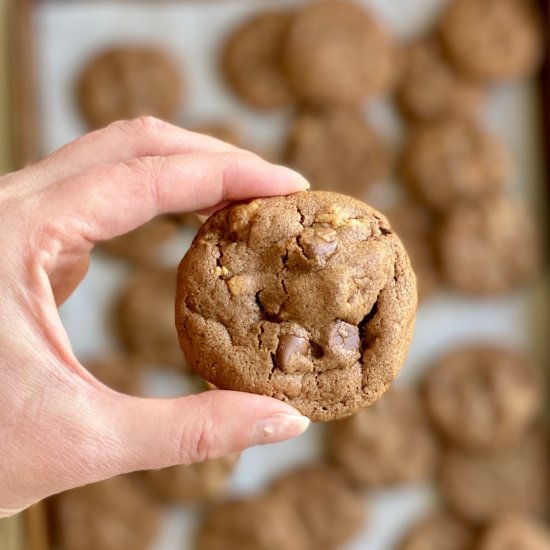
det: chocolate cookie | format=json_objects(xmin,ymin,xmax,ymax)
[
  {"xmin": 85, "ymin": 355, "xmax": 144, "ymax": 396},
  {"xmin": 396, "ymin": 37, "xmax": 484, "ymax": 122},
  {"xmin": 478, "ymin": 515, "xmax": 550, "ymax": 550},
  {"xmin": 328, "ymin": 388, "xmax": 439, "ymax": 488},
  {"xmin": 176, "ymin": 191, "xmax": 417, "ymax": 421},
  {"xmin": 51, "ymin": 475, "xmax": 161, "ymax": 550},
  {"xmin": 424, "ymin": 345, "xmax": 541, "ymax": 450},
  {"xmin": 99, "ymin": 216, "xmax": 179, "ymax": 265},
  {"xmin": 271, "ymin": 464, "xmax": 364, "ymax": 550},
  {"xmin": 440, "ymin": 431, "xmax": 550, "ymax": 524},
  {"xmin": 197, "ymin": 493, "xmax": 310, "ymax": 550},
  {"xmin": 77, "ymin": 47, "xmax": 183, "ymax": 129},
  {"xmin": 142, "ymin": 454, "xmax": 239, "ymax": 504},
  {"xmin": 283, "ymin": 0, "xmax": 398, "ymax": 105},
  {"xmin": 438, "ymin": 195, "xmax": 539, "ymax": 295},
  {"xmin": 398, "ymin": 512, "xmax": 476, "ymax": 550},
  {"xmin": 401, "ymin": 118, "xmax": 509, "ymax": 211},
  {"xmin": 285, "ymin": 109, "xmax": 389, "ymax": 198},
  {"xmin": 384, "ymin": 202, "xmax": 441, "ymax": 301},
  {"xmin": 116, "ymin": 266, "xmax": 187, "ymax": 370},
  {"xmin": 439, "ymin": 0, "xmax": 543, "ymax": 82},
  {"xmin": 221, "ymin": 11, "xmax": 294, "ymax": 109}
]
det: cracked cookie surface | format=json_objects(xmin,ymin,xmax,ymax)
[{"xmin": 176, "ymin": 191, "xmax": 416, "ymax": 421}]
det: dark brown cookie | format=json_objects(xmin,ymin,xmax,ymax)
[
  {"xmin": 438, "ymin": 195, "xmax": 539, "ymax": 295},
  {"xmin": 478, "ymin": 515, "xmax": 550, "ymax": 550},
  {"xmin": 440, "ymin": 431, "xmax": 550, "ymax": 524},
  {"xmin": 396, "ymin": 37, "xmax": 484, "ymax": 122},
  {"xmin": 270, "ymin": 464, "xmax": 365, "ymax": 550},
  {"xmin": 384, "ymin": 202, "xmax": 441, "ymax": 301},
  {"xmin": 328, "ymin": 388, "xmax": 439, "ymax": 488},
  {"xmin": 439, "ymin": 0, "xmax": 543, "ymax": 82},
  {"xmin": 285, "ymin": 108, "xmax": 389, "ymax": 198},
  {"xmin": 424, "ymin": 345, "xmax": 541, "ymax": 450},
  {"xmin": 50, "ymin": 475, "xmax": 161, "ymax": 550},
  {"xmin": 221, "ymin": 11, "xmax": 294, "ymax": 109},
  {"xmin": 77, "ymin": 47, "xmax": 183, "ymax": 129},
  {"xmin": 99, "ymin": 216, "xmax": 179, "ymax": 265},
  {"xmin": 398, "ymin": 512, "xmax": 476, "ymax": 550},
  {"xmin": 196, "ymin": 493, "xmax": 310, "ymax": 550},
  {"xmin": 401, "ymin": 118, "xmax": 509, "ymax": 211},
  {"xmin": 176, "ymin": 191, "xmax": 417, "ymax": 421},
  {"xmin": 85, "ymin": 355, "xmax": 144, "ymax": 396},
  {"xmin": 142, "ymin": 454, "xmax": 239, "ymax": 504},
  {"xmin": 283, "ymin": 0, "xmax": 398, "ymax": 105},
  {"xmin": 116, "ymin": 266, "xmax": 187, "ymax": 370}
]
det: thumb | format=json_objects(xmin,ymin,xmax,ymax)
[{"xmin": 88, "ymin": 389, "xmax": 310, "ymax": 476}]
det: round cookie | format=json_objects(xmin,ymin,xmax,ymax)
[
  {"xmin": 51, "ymin": 475, "xmax": 161, "ymax": 550},
  {"xmin": 384, "ymin": 202, "xmax": 441, "ymax": 301},
  {"xmin": 478, "ymin": 515, "xmax": 550, "ymax": 550},
  {"xmin": 99, "ymin": 216, "xmax": 179, "ymax": 265},
  {"xmin": 398, "ymin": 512, "xmax": 476, "ymax": 550},
  {"xmin": 396, "ymin": 37, "xmax": 484, "ymax": 122},
  {"xmin": 176, "ymin": 191, "xmax": 417, "ymax": 422},
  {"xmin": 438, "ymin": 195, "xmax": 539, "ymax": 295},
  {"xmin": 196, "ymin": 493, "xmax": 310, "ymax": 550},
  {"xmin": 85, "ymin": 355, "xmax": 144, "ymax": 396},
  {"xmin": 116, "ymin": 266, "xmax": 187, "ymax": 370},
  {"xmin": 77, "ymin": 47, "xmax": 183, "ymax": 129},
  {"xmin": 142, "ymin": 454, "xmax": 239, "ymax": 504},
  {"xmin": 221, "ymin": 11, "xmax": 294, "ymax": 109},
  {"xmin": 283, "ymin": 0, "xmax": 398, "ymax": 105},
  {"xmin": 285, "ymin": 108, "xmax": 388, "ymax": 198},
  {"xmin": 328, "ymin": 388, "xmax": 439, "ymax": 488},
  {"xmin": 439, "ymin": 0, "xmax": 543, "ymax": 82},
  {"xmin": 401, "ymin": 118, "xmax": 509, "ymax": 211},
  {"xmin": 270, "ymin": 464, "xmax": 365, "ymax": 550},
  {"xmin": 440, "ymin": 431, "xmax": 550, "ymax": 524},
  {"xmin": 424, "ymin": 345, "xmax": 541, "ymax": 450}
]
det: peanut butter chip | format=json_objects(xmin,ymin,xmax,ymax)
[
  {"xmin": 276, "ymin": 335, "xmax": 310, "ymax": 372},
  {"xmin": 229, "ymin": 201, "xmax": 260, "ymax": 238},
  {"xmin": 329, "ymin": 322, "xmax": 360, "ymax": 352}
]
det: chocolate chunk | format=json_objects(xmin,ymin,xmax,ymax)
[
  {"xmin": 276, "ymin": 334, "xmax": 310, "ymax": 371},
  {"xmin": 300, "ymin": 234, "xmax": 338, "ymax": 264},
  {"xmin": 329, "ymin": 322, "xmax": 360, "ymax": 352}
]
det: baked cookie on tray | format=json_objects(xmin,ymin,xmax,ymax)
[
  {"xmin": 439, "ymin": 0, "xmax": 543, "ymax": 82},
  {"xmin": 50, "ymin": 474, "xmax": 161, "ymax": 550},
  {"xmin": 328, "ymin": 388, "xmax": 439, "ymax": 488},
  {"xmin": 478, "ymin": 515, "xmax": 550, "ymax": 550},
  {"xmin": 77, "ymin": 46, "xmax": 183, "ymax": 129},
  {"xmin": 283, "ymin": 0, "xmax": 398, "ymax": 105},
  {"xmin": 438, "ymin": 195, "xmax": 539, "ymax": 296},
  {"xmin": 285, "ymin": 108, "xmax": 388, "ymax": 198},
  {"xmin": 221, "ymin": 11, "xmax": 294, "ymax": 110},
  {"xmin": 423, "ymin": 345, "xmax": 541, "ymax": 450},
  {"xmin": 398, "ymin": 512, "xmax": 476, "ymax": 550},
  {"xmin": 176, "ymin": 191, "xmax": 416, "ymax": 421},
  {"xmin": 440, "ymin": 431, "xmax": 550, "ymax": 524}
]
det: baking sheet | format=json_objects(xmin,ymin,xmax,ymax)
[{"xmin": 34, "ymin": 1, "xmax": 546, "ymax": 549}]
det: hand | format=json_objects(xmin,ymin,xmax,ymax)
[{"xmin": 0, "ymin": 117, "xmax": 310, "ymax": 517}]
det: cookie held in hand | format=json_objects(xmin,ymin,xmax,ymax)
[{"xmin": 175, "ymin": 191, "xmax": 417, "ymax": 421}]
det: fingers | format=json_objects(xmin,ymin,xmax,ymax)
[
  {"xmin": 30, "ymin": 117, "xmax": 247, "ymax": 187},
  {"xmin": 40, "ymin": 151, "xmax": 309, "ymax": 244},
  {"xmin": 97, "ymin": 390, "xmax": 310, "ymax": 472}
]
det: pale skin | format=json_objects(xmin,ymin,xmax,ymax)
[{"xmin": 0, "ymin": 117, "xmax": 311, "ymax": 517}]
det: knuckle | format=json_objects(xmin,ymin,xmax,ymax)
[
  {"xmin": 123, "ymin": 115, "xmax": 167, "ymax": 135},
  {"xmin": 179, "ymin": 415, "xmax": 216, "ymax": 464}
]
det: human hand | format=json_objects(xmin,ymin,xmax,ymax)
[{"xmin": 0, "ymin": 117, "xmax": 311, "ymax": 517}]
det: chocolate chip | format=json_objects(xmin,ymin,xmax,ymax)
[
  {"xmin": 329, "ymin": 322, "xmax": 360, "ymax": 352},
  {"xmin": 300, "ymin": 234, "xmax": 338, "ymax": 263},
  {"xmin": 276, "ymin": 334, "xmax": 310, "ymax": 371}
]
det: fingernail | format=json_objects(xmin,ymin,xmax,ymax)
[
  {"xmin": 276, "ymin": 165, "xmax": 311, "ymax": 189},
  {"xmin": 252, "ymin": 412, "xmax": 310, "ymax": 445}
]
